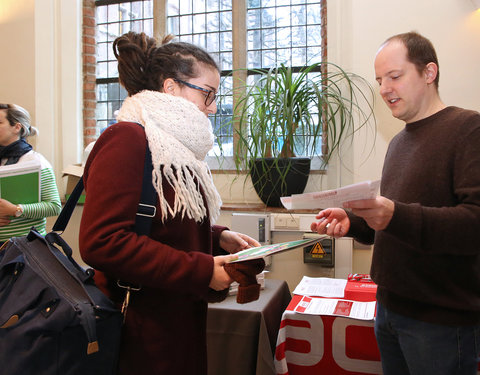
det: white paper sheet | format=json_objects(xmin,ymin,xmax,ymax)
[
  {"xmin": 292, "ymin": 276, "xmax": 347, "ymax": 298},
  {"xmin": 281, "ymin": 180, "xmax": 380, "ymax": 210},
  {"xmin": 293, "ymin": 296, "xmax": 376, "ymax": 320}
]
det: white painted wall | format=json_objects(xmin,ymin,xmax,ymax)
[{"xmin": 0, "ymin": 0, "xmax": 83, "ymax": 196}]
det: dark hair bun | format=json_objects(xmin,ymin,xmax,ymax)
[{"xmin": 113, "ymin": 32, "xmax": 158, "ymax": 95}]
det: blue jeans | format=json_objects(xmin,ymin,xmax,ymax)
[{"xmin": 375, "ymin": 302, "xmax": 480, "ymax": 375}]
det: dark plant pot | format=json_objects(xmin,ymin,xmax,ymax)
[{"xmin": 249, "ymin": 157, "xmax": 311, "ymax": 207}]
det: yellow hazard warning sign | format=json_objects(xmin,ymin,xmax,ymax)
[
  {"xmin": 304, "ymin": 237, "xmax": 334, "ymax": 266},
  {"xmin": 310, "ymin": 242, "xmax": 326, "ymax": 255}
]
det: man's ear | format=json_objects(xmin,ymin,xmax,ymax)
[{"xmin": 424, "ymin": 62, "xmax": 438, "ymax": 84}]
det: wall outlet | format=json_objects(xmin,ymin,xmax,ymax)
[{"xmin": 285, "ymin": 216, "xmax": 299, "ymax": 229}]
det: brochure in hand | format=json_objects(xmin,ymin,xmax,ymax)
[
  {"xmin": 229, "ymin": 237, "xmax": 322, "ymax": 263},
  {"xmin": 280, "ymin": 180, "xmax": 380, "ymax": 210},
  {"xmin": 0, "ymin": 160, "xmax": 41, "ymax": 204}
]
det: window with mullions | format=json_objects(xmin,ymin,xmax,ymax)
[
  {"xmin": 95, "ymin": 0, "xmax": 153, "ymax": 133},
  {"xmin": 93, "ymin": 0, "xmax": 326, "ymax": 160}
]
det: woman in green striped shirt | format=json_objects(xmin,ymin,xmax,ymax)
[{"xmin": 0, "ymin": 104, "xmax": 61, "ymax": 243}]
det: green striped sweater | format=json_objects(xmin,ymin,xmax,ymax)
[{"xmin": 0, "ymin": 150, "xmax": 62, "ymax": 242}]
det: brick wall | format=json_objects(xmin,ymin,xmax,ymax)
[{"xmin": 82, "ymin": 0, "xmax": 97, "ymax": 146}]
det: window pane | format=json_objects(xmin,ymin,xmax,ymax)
[
  {"xmin": 247, "ymin": 8, "xmax": 261, "ymax": 28},
  {"xmin": 193, "ymin": 14, "xmax": 206, "ymax": 33},
  {"xmin": 97, "ymin": 24, "xmax": 108, "ymax": 43},
  {"xmin": 193, "ymin": 33, "xmax": 206, "ymax": 48},
  {"xmin": 108, "ymin": 61, "xmax": 118, "ymax": 77},
  {"xmin": 307, "ymin": 25, "xmax": 321, "ymax": 46},
  {"xmin": 292, "ymin": 25, "xmax": 306, "ymax": 47},
  {"xmin": 193, "ymin": 0, "xmax": 206, "ymax": 13},
  {"xmin": 180, "ymin": 15, "xmax": 192, "ymax": 34},
  {"xmin": 219, "ymin": 31, "xmax": 231, "ymax": 51},
  {"xmin": 307, "ymin": 4, "xmax": 321, "ymax": 23},
  {"xmin": 277, "ymin": 27, "xmax": 291, "ymax": 48},
  {"xmin": 219, "ymin": 51, "xmax": 232, "ymax": 70},
  {"xmin": 168, "ymin": 0, "xmax": 180, "ymax": 15},
  {"xmin": 97, "ymin": 42, "xmax": 108, "ymax": 62},
  {"xmin": 206, "ymin": 11, "xmax": 219, "ymax": 29},
  {"xmin": 179, "ymin": 0, "xmax": 192, "ymax": 13},
  {"xmin": 120, "ymin": 2, "xmax": 132, "ymax": 20},
  {"xmin": 291, "ymin": 5, "xmax": 306, "ymax": 25},
  {"xmin": 276, "ymin": 7, "xmax": 290, "ymax": 27},
  {"xmin": 248, "ymin": 29, "xmax": 262, "ymax": 50},
  {"xmin": 263, "ymin": 50, "xmax": 275, "ymax": 67},
  {"xmin": 263, "ymin": 28, "xmax": 275, "ymax": 49},
  {"xmin": 107, "ymin": 22, "xmax": 119, "ymax": 40},
  {"xmin": 97, "ymin": 62, "xmax": 108, "ymax": 79},
  {"xmin": 96, "ymin": 102, "xmax": 107, "ymax": 120},
  {"xmin": 248, "ymin": 1, "xmax": 323, "ymax": 69},
  {"xmin": 107, "ymin": 42, "xmax": 116, "ymax": 60},
  {"xmin": 168, "ymin": 16, "xmax": 180, "ymax": 34},
  {"xmin": 107, "ymin": 4, "xmax": 120, "ymax": 23},
  {"xmin": 144, "ymin": 21, "xmax": 153, "ymax": 36},
  {"xmin": 131, "ymin": 1, "xmax": 143, "ymax": 18},
  {"xmin": 248, "ymin": 50, "xmax": 261, "ymax": 69},
  {"xmin": 207, "ymin": 0, "xmax": 220, "ymax": 12},
  {"xmin": 261, "ymin": 7, "xmax": 275, "ymax": 28},
  {"xmin": 96, "ymin": 84, "xmax": 108, "ymax": 101},
  {"xmin": 291, "ymin": 47, "xmax": 306, "ymax": 66},
  {"xmin": 209, "ymin": 76, "xmax": 233, "ymax": 157},
  {"xmin": 144, "ymin": 1, "xmax": 153, "ymax": 17},
  {"xmin": 219, "ymin": 10, "xmax": 232, "ymax": 30},
  {"xmin": 307, "ymin": 46, "xmax": 322, "ymax": 62}
]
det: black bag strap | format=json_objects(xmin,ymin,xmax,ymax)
[
  {"xmin": 51, "ymin": 176, "xmax": 84, "ymax": 232},
  {"xmin": 51, "ymin": 143, "xmax": 156, "ymax": 236},
  {"xmin": 133, "ymin": 142, "xmax": 156, "ymax": 236}
]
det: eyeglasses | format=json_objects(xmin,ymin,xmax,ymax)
[{"xmin": 174, "ymin": 79, "xmax": 217, "ymax": 106}]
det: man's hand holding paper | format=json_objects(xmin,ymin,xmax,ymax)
[
  {"xmin": 343, "ymin": 196, "xmax": 394, "ymax": 231},
  {"xmin": 280, "ymin": 180, "xmax": 380, "ymax": 210}
]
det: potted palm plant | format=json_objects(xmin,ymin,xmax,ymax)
[{"xmin": 218, "ymin": 62, "xmax": 375, "ymax": 207}]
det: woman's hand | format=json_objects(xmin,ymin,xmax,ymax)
[
  {"xmin": 209, "ymin": 254, "xmax": 238, "ymax": 291},
  {"xmin": 0, "ymin": 215, "xmax": 11, "ymax": 227},
  {"xmin": 219, "ymin": 230, "xmax": 260, "ymax": 254},
  {"xmin": 0, "ymin": 198, "xmax": 17, "ymax": 219},
  {"xmin": 310, "ymin": 208, "xmax": 350, "ymax": 238}
]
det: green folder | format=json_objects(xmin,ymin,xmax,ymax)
[{"xmin": 0, "ymin": 161, "xmax": 40, "ymax": 204}]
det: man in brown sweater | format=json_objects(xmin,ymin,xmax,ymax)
[{"xmin": 311, "ymin": 32, "xmax": 480, "ymax": 375}]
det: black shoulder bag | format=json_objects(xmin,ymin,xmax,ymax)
[{"xmin": 0, "ymin": 142, "xmax": 156, "ymax": 375}]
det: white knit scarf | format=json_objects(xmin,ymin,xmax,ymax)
[{"xmin": 116, "ymin": 90, "xmax": 222, "ymax": 224}]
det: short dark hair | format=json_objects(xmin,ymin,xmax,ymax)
[
  {"xmin": 113, "ymin": 31, "xmax": 219, "ymax": 96},
  {"xmin": 385, "ymin": 31, "xmax": 440, "ymax": 89}
]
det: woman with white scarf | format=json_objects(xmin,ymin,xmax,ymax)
[{"xmin": 79, "ymin": 31, "xmax": 260, "ymax": 375}]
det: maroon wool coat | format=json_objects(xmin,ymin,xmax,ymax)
[{"xmin": 79, "ymin": 122, "xmax": 227, "ymax": 375}]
